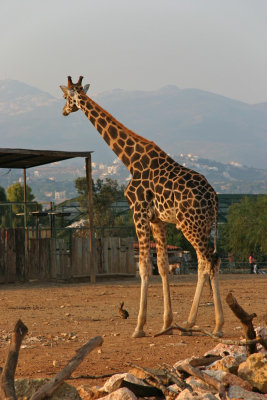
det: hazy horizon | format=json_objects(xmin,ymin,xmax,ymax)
[{"xmin": 1, "ymin": 1, "xmax": 267, "ymax": 104}]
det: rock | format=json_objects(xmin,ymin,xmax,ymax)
[
  {"xmin": 99, "ymin": 387, "xmax": 137, "ymax": 399},
  {"xmin": 166, "ymin": 384, "xmax": 180, "ymax": 399},
  {"xmin": 227, "ymin": 384, "xmax": 267, "ymax": 399},
  {"xmin": 102, "ymin": 372, "xmax": 148, "ymax": 393},
  {"xmin": 185, "ymin": 376, "xmax": 217, "ymax": 394},
  {"xmin": 255, "ymin": 326, "xmax": 267, "ymax": 354},
  {"xmin": 205, "ymin": 343, "xmax": 247, "ymax": 358},
  {"xmin": 174, "ymin": 356, "xmax": 203, "ymax": 369},
  {"xmin": 204, "ymin": 369, "xmax": 226, "ymax": 382},
  {"xmin": 176, "ymin": 389, "xmax": 198, "ymax": 399},
  {"xmin": 238, "ymin": 353, "xmax": 267, "ymax": 393},
  {"xmin": 221, "ymin": 372, "xmax": 253, "ymax": 391},
  {"xmin": 176, "ymin": 388, "xmax": 218, "ymax": 399},
  {"xmin": 207, "ymin": 353, "xmax": 246, "ymax": 374},
  {"xmin": 15, "ymin": 378, "xmax": 80, "ymax": 399},
  {"xmin": 77, "ymin": 385, "xmax": 107, "ymax": 400},
  {"xmin": 127, "ymin": 367, "xmax": 147, "ymax": 380}
]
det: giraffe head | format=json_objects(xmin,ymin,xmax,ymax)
[{"xmin": 60, "ymin": 76, "xmax": 90, "ymax": 116}]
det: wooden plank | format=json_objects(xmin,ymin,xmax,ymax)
[
  {"xmin": 50, "ymin": 239, "xmax": 56, "ymax": 279},
  {"xmin": 126, "ymin": 237, "xmax": 136, "ymax": 274},
  {"xmin": 120, "ymin": 238, "xmax": 126, "ymax": 273},
  {"xmin": 40, "ymin": 239, "xmax": 51, "ymax": 279},
  {"xmin": 0, "ymin": 230, "xmax": 6, "ymax": 283},
  {"xmin": 15, "ymin": 229, "xmax": 25, "ymax": 281},
  {"xmin": 109, "ymin": 237, "xmax": 115, "ymax": 273},
  {"xmin": 82, "ymin": 238, "xmax": 88, "ymax": 275},
  {"xmin": 6, "ymin": 230, "xmax": 16, "ymax": 283},
  {"xmin": 114, "ymin": 237, "xmax": 120, "ymax": 273},
  {"xmin": 28, "ymin": 239, "xmax": 36, "ymax": 279},
  {"xmin": 103, "ymin": 238, "xmax": 109, "ymax": 273},
  {"xmin": 71, "ymin": 237, "xmax": 77, "ymax": 276},
  {"xmin": 95, "ymin": 238, "xmax": 103, "ymax": 274}
]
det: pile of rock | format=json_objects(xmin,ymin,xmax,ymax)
[
  {"xmin": 76, "ymin": 326, "xmax": 267, "ymax": 400},
  {"xmin": 14, "ymin": 326, "xmax": 267, "ymax": 400}
]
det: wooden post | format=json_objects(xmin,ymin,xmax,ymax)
[{"xmin": 85, "ymin": 155, "xmax": 96, "ymax": 283}]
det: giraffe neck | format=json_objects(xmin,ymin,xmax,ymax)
[{"xmin": 75, "ymin": 90, "xmax": 169, "ymax": 174}]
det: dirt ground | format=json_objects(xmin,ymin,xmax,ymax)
[{"xmin": 0, "ymin": 274, "xmax": 266, "ymax": 391}]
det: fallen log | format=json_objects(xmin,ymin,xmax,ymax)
[
  {"xmin": 0, "ymin": 319, "xmax": 28, "ymax": 400},
  {"xmin": 30, "ymin": 335, "xmax": 103, "ymax": 400},
  {"xmin": 226, "ymin": 292, "xmax": 257, "ymax": 354}
]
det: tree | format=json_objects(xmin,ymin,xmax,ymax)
[
  {"xmin": 220, "ymin": 195, "xmax": 267, "ymax": 261},
  {"xmin": 7, "ymin": 182, "xmax": 36, "ymax": 227},
  {"xmin": 75, "ymin": 177, "xmax": 127, "ymax": 229},
  {"xmin": 166, "ymin": 223, "xmax": 196, "ymax": 257}
]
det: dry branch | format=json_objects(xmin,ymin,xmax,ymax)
[
  {"xmin": 162, "ymin": 363, "xmax": 193, "ymax": 393},
  {"xmin": 154, "ymin": 324, "xmax": 203, "ymax": 337},
  {"xmin": 127, "ymin": 362, "xmax": 178, "ymax": 398},
  {"xmin": 30, "ymin": 336, "xmax": 103, "ymax": 400},
  {"xmin": 154, "ymin": 323, "xmax": 266, "ymax": 351},
  {"xmin": 178, "ymin": 362, "xmax": 226, "ymax": 399},
  {"xmin": 0, "ymin": 319, "xmax": 28, "ymax": 400},
  {"xmin": 226, "ymin": 292, "xmax": 257, "ymax": 354},
  {"xmin": 67, "ymin": 372, "xmax": 114, "ymax": 380}
]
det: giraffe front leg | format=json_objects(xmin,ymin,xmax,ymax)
[
  {"xmin": 132, "ymin": 263, "xmax": 151, "ymax": 338},
  {"xmin": 150, "ymin": 221, "xmax": 173, "ymax": 334},
  {"xmin": 132, "ymin": 222, "xmax": 151, "ymax": 338}
]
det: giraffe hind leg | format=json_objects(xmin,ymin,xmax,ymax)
[{"xmin": 179, "ymin": 225, "xmax": 224, "ymax": 336}]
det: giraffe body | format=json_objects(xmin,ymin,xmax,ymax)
[{"xmin": 60, "ymin": 77, "xmax": 224, "ymax": 338}]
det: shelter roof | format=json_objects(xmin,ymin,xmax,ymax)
[{"xmin": 0, "ymin": 148, "xmax": 93, "ymax": 169}]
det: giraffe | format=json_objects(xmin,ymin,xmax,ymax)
[{"xmin": 60, "ymin": 76, "xmax": 224, "ymax": 338}]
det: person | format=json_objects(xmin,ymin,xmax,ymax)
[
  {"xmin": 249, "ymin": 252, "xmax": 255, "ymax": 274},
  {"xmin": 228, "ymin": 253, "xmax": 234, "ymax": 271}
]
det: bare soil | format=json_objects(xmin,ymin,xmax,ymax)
[{"xmin": 0, "ymin": 274, "xmax": 266, "ymax": 390}]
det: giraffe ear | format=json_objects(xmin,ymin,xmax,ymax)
[
  {"xmin": 60, "ymin": 85, "xmax": 70, "ymax": 95},
  {"xmin": 60, "ymin": 86, "xmax": 74, "ymax": 97},
  {"xmin": 83, "ymin": 84, "xmax": 90, "ymax": 93}
]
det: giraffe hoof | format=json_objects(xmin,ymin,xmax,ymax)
[
  {"xmin": 181, "ymin": 330, "xmax": 193, "ymax": 336},
  {"xmin": 160, "ymin": 327, "xmax": 173, "ymax": 335},
  {"xmin": 132, "ymin": 330, "xmax": 146, "ymax": 338},
  {"xmin": 212, "ymin": 329, "xmax": 223, "ymax": 338},
  {"xmin": 180, "ymin": 321, "xmax": 194, "ymax": 335}
]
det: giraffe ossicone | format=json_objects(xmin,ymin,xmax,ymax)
[{"xmin": 60, "ymin": 76, "xmax": 224, "ymax": 338}]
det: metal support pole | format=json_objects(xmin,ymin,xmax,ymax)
[
  {"xmin": 85, "ymin": 155, "xmax": 96, "ymax": 283},
  {"xmin": 23, "ymin": 168, "xmax": 28, "ymax": 281}
]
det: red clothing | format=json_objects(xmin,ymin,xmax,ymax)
[{"xmin": 249, "ymin": 255, "xmax": 254, "ymax": 264}]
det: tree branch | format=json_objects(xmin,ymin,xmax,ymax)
[
  {"xmin": 30, "ymin": 336, "xmax": 103, "ymax": 400},
  {"xmin": 0, "ymin": 319, "xmax": 28, "ymax": 400},
  {"xmin": 226, "ymin": 292, "xmax": 257, "ymax": 354}
]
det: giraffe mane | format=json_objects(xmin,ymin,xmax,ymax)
[{"xmin": 76, "ymin": 87, "xmax": 156, "ymax": 146}]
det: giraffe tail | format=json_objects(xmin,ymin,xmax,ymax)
[{"xmin": 211, "ymin": 207, "xmax": 220, "ymax": 274}]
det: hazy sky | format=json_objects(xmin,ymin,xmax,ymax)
[{"xmin": 1, "ymin": 0, "xmax": 267, "ymax": 104}]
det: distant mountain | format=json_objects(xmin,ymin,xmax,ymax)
[
  {"xmin": 0, "ymin": 153, "xmax": 266, "ymax": 204},
  {"xmin": 0, "ymin": 80, "xmax": 267, "ymax": 170},
  {"xmin": 92, "ymin": 155, "xmax": 267, "ymax": 194}
]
